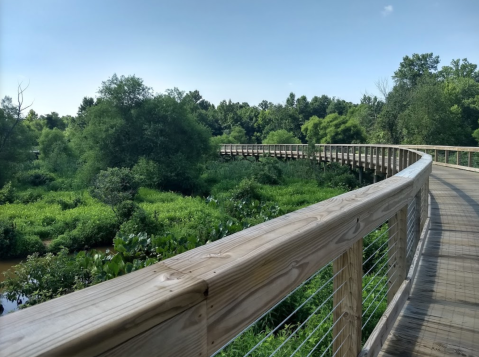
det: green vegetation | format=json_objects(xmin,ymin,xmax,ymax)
[
  {"xmin": 1, "ymin": 159, "xmax": 349, "ymax": 308},
  {"xmin": 1, "ymin": 52, "xmax": 477, "ymax": 347}
]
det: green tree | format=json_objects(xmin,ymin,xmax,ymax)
[
  {"xmin": 90, "ymin": 167, "xmax": 139, "ymax": 219},
  {"xmin": 72, "ymin": 75, "xmax": 212, "ymax": 192},
  {"xmin": 38, "ymin": 128, "xmax": 75, "ymax": 175},
  {"xmin": 302, "ymin": 114, "xmax": 365, "ymax": 144},
  {"xmin": 0, "ymin": 98, "xmax": 35, "ymax": 185},
  {"xmin": 262, "ymin": 129, "xmax": 301, "ymax": 144},
  {"xmin": 77, "ymin": 97, "xmax": 95, "ymax": 115},
  {"xmin": 438, "ymin": 58, "xmax": 479, "ymax": 82},
  {"xmin": 301, "ymin": 116, "xmax": 323, "ymax": 144},
  {"xmin": 42, "ymin": 112, "xmax": 66, "ymax": 130},
  {"xmin": 393, "ymin": 53, "xmax": 440, "ymax": 86}
]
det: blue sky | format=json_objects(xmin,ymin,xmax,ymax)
[{"xmin": 1, "ymin": 0, "xmax": 478, "ymax": 116}]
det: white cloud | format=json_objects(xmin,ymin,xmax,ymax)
[{"xmin": 382, "ymin": 5, "xmax": 393, "ymax": 16}]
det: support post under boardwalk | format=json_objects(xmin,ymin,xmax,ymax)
[
  {"xmin": 387, "ymin": 205, "xmax": 407, "ymax": 303},
  {"xmin": 333, "ymin": 239, "xmax": 363, "ymax": 357}
]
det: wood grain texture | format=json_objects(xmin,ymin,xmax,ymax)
[
  {"xmin": 1, "ymin": 144, "xmax": 436, "ymax": 357},
  {"xmin": 433, "ymin": 161, "xmax": 479, "ymax": 173},
  {"xmin": 333, "ymin": 239, "xmax": 363, "ymax": 357},
  {"xmin": 0, "ymin": 263, "xmax": 208, "ymax": 357},
  {"xmin": 387, "ymin": 205, "xmax": 407, "ymax": 304},
  {"xmin": 99, "ymin": 301, "xmax": 207, "ymax": 357},
  {"xmin": 163, "ymin": 176, "xmax": 420, "ymax": 354}
]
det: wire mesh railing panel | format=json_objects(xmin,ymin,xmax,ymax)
[
  {"xmin": 361, "ymin": 219, "xmax": 396, "ymax": 342},
  {"xmin": 214, "ymin": 257, "xmax": 344, "ymax": 357}
]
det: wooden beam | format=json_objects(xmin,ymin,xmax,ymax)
[
  {"xmin": 333, "ymin": 239, "xmax": 363, "ymax": 357},
  {"xmin": 0, "ymin": 264, "xmax": 208, "ymax": 357},
  {"xmin": 99, "ymin": 302, "xmax": 207, "ymax": 357},
  {"xmin": 352, "ymin": 146, "xmax": 357, "ymax": 169},
  {"xmin": 387, "ymin": 205, "xmax": 407, "ymax": 303},
  {"xmin": 381, "ymin": 147, "xmax": 386, "ymax": 174},
  {"xmin": 163, "ymin": 176, "xmax": 420, "ymax": 355}
]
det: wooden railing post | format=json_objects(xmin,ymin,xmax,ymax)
[
  {"xmin": 381, "ymin": 147, "xmax": 386, "ymax": 174},
  {"xmin": 358, "ymin": 146, "xmax": 363, "ymax": 168},
  {"xmin": 387, "ymin": 206, "xmax": 407, "ymax": 303},
  {"xmin": 456, "ymin": 151, "xmax": 460, "ymax": 166},
  {"xmin": 398, "ymin": 149, "xmax": 404, "ymax": 172},
  {"xmin": 387, "ymin": 148, "xmax": 392, "ymax": 177},
  {"xmin": 392, "ymin": 148, "xmax": 397, "ymax": 174},
  {"xmin": 364, "ymin": 146, "xmax": 370, "ymax": 169},
  {"xmin": 375, "ymin": 147, "xmax": 380, "ymax": 173},
  {"xmin": 333, "ymin": 239, "xmax": 363, "ymax": 357},
  {"xmin": 352, "ymin": 146, "xmax": 357, "ymax": 169},
  {"xmin": 445, "ymin": 150, "xmax": 449, "ymax": 164},
  {"xmin": 468, "ymin": 152, "xmax": 472, "ymax": 167}
]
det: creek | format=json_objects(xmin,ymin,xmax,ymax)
[{"xmin": 0, "ymin": 245, "xmax": 114, "ymax": 316}]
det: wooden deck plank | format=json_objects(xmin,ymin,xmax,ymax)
[{"xmin": 379, "ymin": 166, "xmax": 479, "ymax": 357}]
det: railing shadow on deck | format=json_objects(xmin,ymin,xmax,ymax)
[
  {"xmin": 376, "ymin": 193, "xmax": 439, "ymax": 355},
  {"xmin": 1, "ymin": 144, "xmax": 478, "ymax": 357}
]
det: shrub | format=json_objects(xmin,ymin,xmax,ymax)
[
  {"xmin": 0, "ymin": 220, "xmax": 45, "ymax": 258},
  {"xmin": 48, "ymin": 235, "xmax": 73, "ymax": 254},
  {"xmin": 20, "ymin": 169, "xmax": 56, "ymax": 186},
  {"xmin": 90, "ymin": 167, "xmax": 139, "ymax": 217},
  {"xmin": 12, "ymin": 234, "xmax": 46, "ymax": 257},
  {"xmin": 0, "ymin": 181, "xmax": 15, "ymax": 204},
  {"xmin": 116, "ymin": 200, "xmax": 140, "ymax": 221},
  {"xmin": 47, "ymin": 178, "xmax": 75, "ymax": 191},
  {"xmin": 15, "ymin": 189, "xmax": 43, "ymax": 203},
  {"xmin": 230, "ymin": 178, "xmax": 263, "ymax": 201},
  {"xmin": 0, "ymin": 220, "xmax": 16, "ymax": 258},
  {"xmin": 253, "ymin": 158, "xmax": 283, "ymax": 185},
  {"xmin": 132, "ymin": 157, "xmax": 160, "ymax": 188},
  {"xmin": 316, "ymin": 163, "xmax": 358, "ymax": 190},
  {"xmin": 119, "ymin": 206, "xmax": 159, "ymax": 236}
]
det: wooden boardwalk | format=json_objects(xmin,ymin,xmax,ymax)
[{"xmin": 379, "ymin": 165, "xmax": 479, "ymax": 357}]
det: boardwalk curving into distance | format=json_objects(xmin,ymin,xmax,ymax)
[
  {"xmin": 1, "ymin": 144, "xmax": 478, "ymax": 357},
  {"xmin": 378, "ymin": 165, "xmax": 479, "ymax": 357}
]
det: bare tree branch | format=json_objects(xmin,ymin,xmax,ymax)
[
  {"xmin": 375, "ymin": 77, "xmax": 390, "ymax": 101},
  {"xmin": 0, "ymin": 81, "xmax": 33, "ymax": 153}
]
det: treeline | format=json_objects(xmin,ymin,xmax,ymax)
[{"xmin": 1, "ymin": 52, "xmax": 479, "ymax": 192}]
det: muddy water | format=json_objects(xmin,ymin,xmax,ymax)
[
  {"xmin": 0, "ymin": 246, "xmax": 114, "ymax": 316},
  {"xmin": 0, "ymin": 258, "xmax": 24, "ymax": 316}
]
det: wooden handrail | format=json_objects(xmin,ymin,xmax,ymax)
[{"xmin": 0, "ymin": 144, "xmax": 434, "ymax": 357}]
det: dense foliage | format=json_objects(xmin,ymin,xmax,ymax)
[{"xmin": 0, "ymin": 52, "xmax": 478, "ymax": 349}]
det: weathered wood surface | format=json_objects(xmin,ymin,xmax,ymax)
[
  {"xmin": 0, "ymin": 145, "xmax": 434, "ymax": 357},
  {"xmin": 333, "ymin": 239, "xmax": 363, "ymax": 357},
  {"xmin": 163, "ymin": 175, "xmax": 419, "ymax": 355},
  {"xmin": 433, "ymin": 161, "xmax": 479, "ymax": 173},
  {"xmin": 99, "ymin": 301, "xmax": 207, "ymax": 357},
  {"xmin": 387, "ymin": 205, "xmax": 407, "ymax": 304},
  {"xmin": 0, "ymin": 263, "xmax": 208, "ymax": 357},
  {"xmin": 378, "ymin": 166, "xmax": 479, "ymax": 357}
]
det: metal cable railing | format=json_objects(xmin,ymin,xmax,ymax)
[
  {"xmin": 361, "ymin": 219, "xmax": 396, "ymax": 338},
  {"xmin": 406, "ymin": 199, "xmax": 418, "ymax": 268},
  {"xmin": 214, "ymin": 256, "xmax": 345, "ymax": 357}
]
